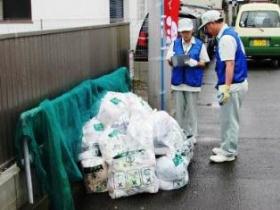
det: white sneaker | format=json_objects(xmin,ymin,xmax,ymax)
[
  {"xmin": 209, "ymin": 154, "xmax": 235, "ymax": 163},
  {"xmin": 212, "ymin": 147, "xmax": 227, "ymax": 156}
]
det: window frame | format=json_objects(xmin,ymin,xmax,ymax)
[
  {"xmin": 0, "ymin": 0, "xmax": 32, "ymax": 23},
  {"xmin": 110, "ymin": 0, "xmax": 124, "ymax": 23},
  {"xmin": 239, "ymin": 10, "xmax": 280, "ymax": 28}
]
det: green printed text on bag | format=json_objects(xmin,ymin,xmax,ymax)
[
  {"xmin": 173, "ymin": 154, "xmax": 184, "ymax": 167},
  {"xmin": 108, "ymin": 129, "xmax": 120, "ymax": 138},
  {"xmin": 110, "ymin": 97, "xmax": 122, "ymax": 105},
  {"xmin": 93, "ymin": 123, "xmax": 105, "ymax": 131}
]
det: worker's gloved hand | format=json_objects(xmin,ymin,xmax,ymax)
[
  {"xmin": 185, "ymin": 58, "xmax": 198, "ymax": 67},
  {"xmin": 217, "ymin": 85, "xmax": 231, "ymax": 105},
  {"xmin": 168, "ymin": 59, "xmax": 173, "ymax": 67}
]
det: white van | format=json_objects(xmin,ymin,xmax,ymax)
[{"xmin": 235, "ymin": 3, "xmax": 280, "ymax": 63}]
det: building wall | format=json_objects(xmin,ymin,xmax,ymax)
[
  {"xmin": 0, "ymin": 165, "xmax": 28, "ymax": 210},
  {"xmin": 0, "ymin": 22, "xmax": 130, "ymax": 210},
  {"xmin": 124, "ymin": 0, "xmax": 148, "ymax": 50},
  {"xmin": 181, "ymin": 0, "xmax": 223, "ymax": 9},
  {"xmin": 0, "ymin": 0, "xmax": 110, "ymax": 34},
  {"xmin": 0, "ymin": 0, "xmax": 149, "ymax": 51}
]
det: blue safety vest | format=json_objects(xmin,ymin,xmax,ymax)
[
  {"xmin": 171, "ymin": 37, "xmax": 204, "ymax": 87},
  {"xmin": 215, "ymin": 27, "xmax": 247, "ymax": 86}
]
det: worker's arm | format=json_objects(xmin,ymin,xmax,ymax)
[
  {"xmin": 217, "ymin": 34, "xmax": 237, "ymax": 105},
  {"xmin": 197, "ymin": 44, "xmax": 210, "ymax": 68},
  {"xmin": 218, "ymin": 60, "xmax": 234, "ymax": 105},
  {"xmin": 166, "ymin": 42, "xmax": 174, "ymax": 67},
  {"xmin": 197, "ymin": 61, "xmax": 206, "ymax": 68},
  {"xmin": 225, "ymin": 60, "xmax": 234, "ymax": 86}
]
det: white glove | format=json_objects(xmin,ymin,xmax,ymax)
[{"xmin": 185, "ymin": 58, "xmax": 198, "ymax": 67}]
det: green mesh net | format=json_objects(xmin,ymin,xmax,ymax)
[{"xmin": 15, "ymin": 67, "xmax": 131, "ymax": 210}]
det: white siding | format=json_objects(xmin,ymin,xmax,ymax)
[
  {"xmin": 0, "ymin": 0, "xmax": 109, "ymax": 34},
  {"xmin": 124, "ymin": 0, "xmax": 148, "ymax": 50},
  {"xmin": 0, "ymin": 0, "xmax": 149, "ymax": 51}
]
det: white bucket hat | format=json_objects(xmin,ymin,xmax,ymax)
[
  {"xmin": 178, "ymin": 18, "xmax": 194, "ymax": 32},
  {"xmin": 199, "ymin": 10, "xmax": 223, "ymax": 30}
]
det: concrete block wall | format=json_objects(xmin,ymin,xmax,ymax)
[{"xmin": 0, "ymin": 164, "xmax": 27, "ymax": 210}]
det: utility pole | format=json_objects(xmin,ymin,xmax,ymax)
[
  {"xmin": 148, "ymin": 0, "xmax": 171, "ymax": 110},
  {"xmin": 228, "ymin": 0, "xmax": 233, "ymax": 26}
]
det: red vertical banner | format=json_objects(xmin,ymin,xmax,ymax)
[{"xmin": 164, "ymin": 0, "xmax": 180, "ymax": 44}]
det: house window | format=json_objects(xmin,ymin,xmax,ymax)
[
  {"xmin": 110, "ymin": 0, "xmax": 124, "ymax": 23},
  {"xmin": 0, "ymin": 0, "xmax": 31, "ymax": 21},
  {"xmin": 0, "ymin": 0, "xmax": 3, "ymax": 20}
]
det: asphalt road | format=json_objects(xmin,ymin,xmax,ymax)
[{"xmin": 77, "ymin": 59, "xmax": 280, "ymax": 210}]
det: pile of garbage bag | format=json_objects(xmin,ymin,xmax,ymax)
[{"xmin": 78, "ymin": 91, "xmax": 194, "ymax": 198}]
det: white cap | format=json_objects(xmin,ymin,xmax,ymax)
[
  {"xmin": 178, "ymin": 18, "xmax": 193, "ymax": 32},
  {"xmin": 199, "ymin": 10, "xmax": 223, "ymax": 30}
]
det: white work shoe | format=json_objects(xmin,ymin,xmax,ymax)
[
  {"xmin": 209, "ymin": 154, "xmax": 235, "ymax": 163},
  {"xmin": 212, "ymin": 147, "xmax": 228, "ymax": 156}
]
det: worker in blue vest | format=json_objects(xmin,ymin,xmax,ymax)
[
  {"xmin": 199, "ymin": 10, "xmax": 248, "ymax": 163},
  {"xmin": 166, "ymin": 18, "xmax": 210, "ymax": 144}
]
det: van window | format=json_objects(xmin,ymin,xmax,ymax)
[{"xmin": 239, "ymin": 11, "xmax": 280, "ymax": 28}]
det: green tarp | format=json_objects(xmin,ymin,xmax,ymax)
[{"xmin": 15, "ymin": 67, "xmax": 131, "ymax": 210}]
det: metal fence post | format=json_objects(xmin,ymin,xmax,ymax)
[
  {"xmin": 23, "ymin": 138, "xmax": 34, "ymax": 204},
  {"xmin": 128, "ymin": 49, "xmax": 135, "ymax": 79}
]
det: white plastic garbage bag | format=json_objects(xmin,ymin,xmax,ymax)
[
  {"xmin": 181, "ymin": 136, "xmax": 194, "ymax": 162},
  {"xmin": 124, "ymin": 92, "xmax": 153, "ymax": 116},
  {"xmin": 80, "ymin": 118, "xmax": 105, "ymax": 161},
  {"xmin": 110, "ymin": 113, "xmax": 131, "ymax": 135},
  {"xmin": 126, "ymin": 113, "xmax": 154, "ymax": 148},
  {"xmin": 97, "ymin": 92, "xmax": 130, "ymax": 126},
  {"xmin": 98, "ymin": 113, "xmax": 154, "ymax": 163},
  {"xmin": 98, "ymin": 127, "xmax": 130, "ymax": 163},
  {"xmin": 151, "ymin": 111, "xmax": 187, "ymax": 155},
  {"xmin": 81, "ymin": 118, "xmax": 105, "ymax": 153},
  {"xmin": 79, "ymin": 148, "xmax": 101, "ymax": 161},
  {"xmin": 82, "ymin": 91, "xmax": 195, "ymax": 197},
  {"xmin": 99, "ymin": 113, "xmax": 158, "ymax": 198},
  {"xmin": 96, "ymin": 91, "xmax": 154, "ymax": 126},
  {"xmin": 107, "ymin": 149, "xmax": 159, "ymax": 199},
  {"xmin": 81, "ymin": 157, "xmax": 108, "ymax": 193},
  {"xmin": 156, "ymin": 154, "xmax": 189, "ymax": 190}
]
